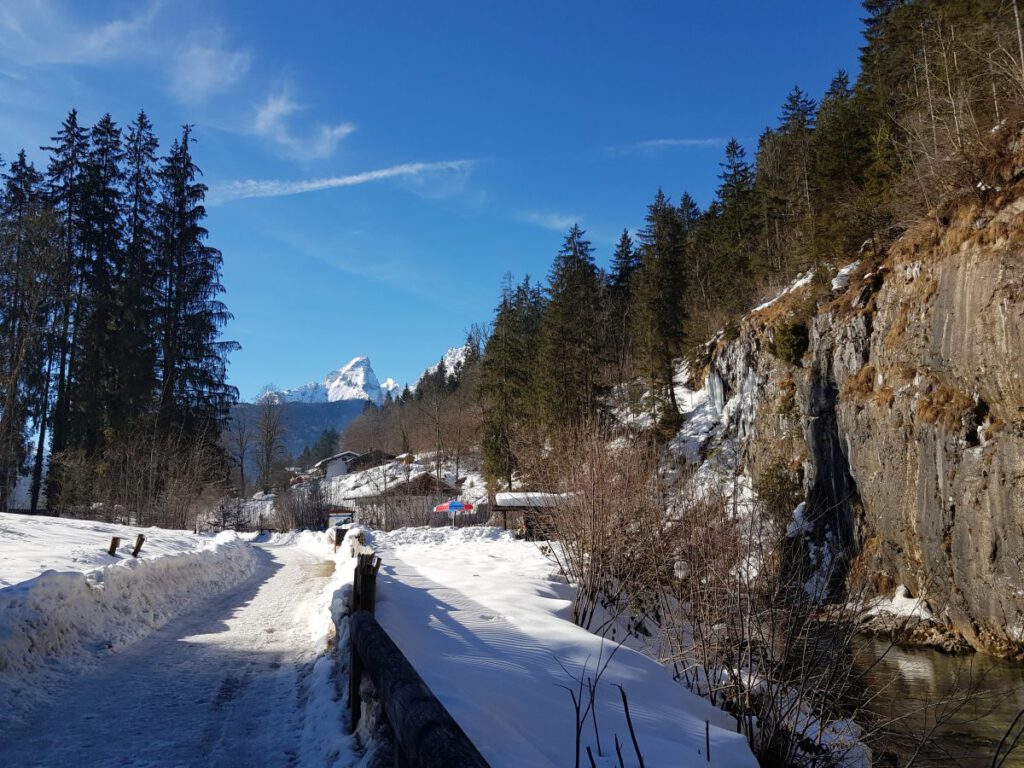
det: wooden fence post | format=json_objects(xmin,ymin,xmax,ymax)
[
  {"xmin": 349, "ymin": 549, "xmax": 381, "ymax": 732},
  {"xmin": 349, "ymin": 637, "xmax": 363, "ymax": 730},
  {"xmin": 108, "ymin": 536, "xmax": 121, "ymax": 556},
  {"xmin": 132, "ymin": 534, "xmax": 145, "ymax": 557}
]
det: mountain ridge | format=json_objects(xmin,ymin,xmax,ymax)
[{"xmin": 255, "ymin": 356, "xmax": 401, "ymax": 406}]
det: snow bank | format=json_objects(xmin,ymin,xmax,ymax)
[
  {"xmin": 753, "ymin": 269, "xmax": 814, "ymax": 312},
  {"xmin": 831, "ymin": 260, "xmax": 860, "ymax": 292},
  {"xmin": 0, "ymin": 515, "xmax": 258, "ymax": 724},
  {"xmin": 867, "ymin": 584, "xmax": 934, "ymax": 621},
  {"xmin": 369, "ymin": 525, "xmax": 757, "ymax": 768},
  {"xmin": 0, "ymin": 512, "xmax": 230, "ymax": 588}
]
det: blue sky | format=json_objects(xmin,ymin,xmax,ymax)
[{"xmin": 0, "ymin": 1, "xmax": 865, "ymax": 399}]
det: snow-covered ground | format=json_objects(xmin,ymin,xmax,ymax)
[
  {"xmin": 0, "ymin": 512, "xmax": 236, "ymax": 587},
  {"xmin": 1, "ymin": 513, "xmax": 760, "ymax": 766},
  {"xmin": 361, "ymin": 525, "xmax": 757, "ymax": 767},
  {"xmin": 0, "ymin": 513, "xmax": 261, "ymax": 729},
  {"xmin": 0, "ymin": 541, "xmax": 350, "ymax": 767}
]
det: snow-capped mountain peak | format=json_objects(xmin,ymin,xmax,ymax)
[
  {"xmin": 256, "ymin": 356, "xmax": 394, "ymax": 405},
  {"xmin": 324, "ymin": 356, "xmax": 381, "ymax": 403}
]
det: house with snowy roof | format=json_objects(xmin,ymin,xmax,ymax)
[
  {"xmin": 322, "ymin": 458, "xmax": 461, "ymax": 529},
  {"xmin": 314, "ymin": 451, "xmax": 361, "ymax": 480}
]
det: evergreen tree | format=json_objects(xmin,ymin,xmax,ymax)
[
  {"xmin": 297, "ymin": 427, "xmax": 340, "ymax": 467},
  {"xmin": 631, "ymin": 190, "xmax": 687, "ymax": 430},
  {"xmin": 154, "ymin": 125, "xmax": 238, "ymax": 439},
  {"xmin": 0, "ymin": 151, "xmax": 60, "ymax": 509},
  {"xmin": 701, "ymin": 139, "xmax": 760, "ymax": 313},
  {"xmin": 534, "ymin": 225, "xmax": 605, "ymax": 431},
  {"xmin": 70, "ymin": 113, "xmax": 125, "ymax": 454},
  {"xmin": 480, "ymin": 275, "xmax": 544, "ymax": 488},
  {"xmin": 42, "ymin": 110, "xmax": 89, "ymax": 503},
  {"xmin": 756, "ymin": 87, "xmax": 817, "ymax": 276},
  {"xmin": 606, "ymin": 229, "xmax": 639, "ymax": 385},
  {"xmin": 609, "ymin": 229, "xmax": 639, "ymax": 294},
  {"xmin": 811, "ymin": 71, "xmax": 873, "ymax": 260},
  {"xmin": 115, "ymin": 111, "xmax": 160, "ymax": 424}
]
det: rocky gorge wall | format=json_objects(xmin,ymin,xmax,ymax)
[{"xmin": 699, "ymin": 140, "xmax": 1024, "ymax": 657}]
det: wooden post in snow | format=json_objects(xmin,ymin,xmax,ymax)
[
  {"xmin": 108, "ymin": 536, "xmax": 121, "ymax": 556},
  {"xmin": 349, "ymin": 548, "xmax": 381, "ymax": 731},
  {"xmin": 132, "ymin": 534, "xmax": 145, "ymax": 557}
]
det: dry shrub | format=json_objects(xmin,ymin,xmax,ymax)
[
  {"xmin": 915, "ymin": 381, "xmax": 973, "ymax": 432},
  {"xmin": 527, "ymin": 419, "xmax": 665, "ymax": 631},
  {"xmin": 842, "ymin": 365, "xmax": 877, "ymax": 402},
  {"xmin": 275, "ymin": 479, "xmax": 328, "ymax": 530},
  {"xmin": 54, "ymin": 427, "xmax": 223, "ymax": 529}
]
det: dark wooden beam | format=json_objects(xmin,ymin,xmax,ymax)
[{"xmin": 349, "ymin": 611, "xmax": 490, "ymax": 768}]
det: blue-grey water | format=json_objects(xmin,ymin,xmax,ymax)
[{"xmin": 856, "ymin": 638, "xmax": 1024, "ymax": 766}]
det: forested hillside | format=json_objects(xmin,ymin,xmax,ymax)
[
  {"xmin": 0, "ymin": 111, "xmax": 235, "ymax": 524},
  {"xmin": 340, "ymin": 0, "xmax": 1024, "ymax": 492}
]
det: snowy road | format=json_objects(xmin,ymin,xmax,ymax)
[{"xmin": 0, "ymin": 543, "xmax": 337, "ymax": 768}]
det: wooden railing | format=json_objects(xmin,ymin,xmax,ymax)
[{"xmin": 347, "ymin": 536, "xmax": 490, "ymax": 768}]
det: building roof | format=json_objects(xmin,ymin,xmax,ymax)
[
  {"xmin": 494, "ymin": 492, "xmax": 571, "ymax": 508},
  {"xmin": 314, "ymin": 450, "xmax": 362, "ymax": 470},
  {"xmin": 323, "ymin": 459, "xmax": 459, "ymax": 501}
]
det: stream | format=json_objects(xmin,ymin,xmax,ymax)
[{"xmin": 855, "ymin": 638, "xmax": 1024, "ymax": 766}]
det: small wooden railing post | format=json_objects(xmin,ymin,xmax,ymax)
[
  {"xmin": 349, "ymin": 640, "xmax": 362, "ymax": 730},
  {"xmin": 108, "ymin": 536, "xmax": 121, "ymax": 556},
  {"xmin": 132, "ymin": 534, "xmax": 145, "ymax": 557},
  {"xmin": 349, "ymin": 549, "xmax": 382, "ymax": 732}
]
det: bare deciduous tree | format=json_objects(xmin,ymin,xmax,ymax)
[{"xmin": 255, "ymin": 400, "xmax": 285, "ymax": 494}]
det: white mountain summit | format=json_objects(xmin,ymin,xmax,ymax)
[{"xmin": 257, "ymin": 356, "xmax": 400, "ymax": 405}]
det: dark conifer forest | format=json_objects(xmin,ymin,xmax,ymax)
[{"xmin": 0, "ymin": 110, "xmax": 236, "ymax": 523}]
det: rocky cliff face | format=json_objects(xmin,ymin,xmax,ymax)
[{"xmin": 698, "ymin": 131, "xmax": 1024, "ymax": 657}]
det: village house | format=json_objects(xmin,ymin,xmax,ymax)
[
  {"xmin": 322, "ymin": 459, "xmax": 463, "ymax": 530},
  {"xmin": 313, "ymin": 451, "xmax": 361, "ymax": 480}
]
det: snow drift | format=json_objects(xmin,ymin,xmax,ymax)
[{"xmin": 0, "ymin": 519, "xmax": 257, "ymax": 726}]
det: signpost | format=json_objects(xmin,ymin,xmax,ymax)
[{"xmin": 329, "ymin": 511, "xmax": 354, "ymax": 529}]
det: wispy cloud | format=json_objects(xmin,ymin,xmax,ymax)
[
  {"xmin": 0, "ymin": 0, "xmax": 160, "ymax": 66},
  {"xmin": 170, "ymin": 33, "xmax": 251, "ymax": 103},
  {"xmin": 0, "ymin": 3, "xmax": 251, "ymax": 105},
  {"xmin": 606, "ymin": 137, "xmax": 726, "ymax": 155},
  {"xmin": 517, "ymin": 210, "xmax": 580, "ymax": 232},
  {"xmin": 208, "ymin": 160, "xmax": 475, "ymax": 205},
  {"xmin": 252, "ymin": 91, "xmax": 355, "ymax": 159}
]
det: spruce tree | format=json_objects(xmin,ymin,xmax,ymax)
[
  {"xmin": 42, "ymin": 110, "xmax": 89, "ymax": 503},
  {"xmin": 609, "ymin": 229, "xmax": 639, "ymax": 294},
  {"xmin": 811, "ymin": 71, "xmax": 872, "ymax": 261},
  {"xmin": 480, "ymin": 275, "xmax": 544, "ymax": 488},
  {"xmin": 631, "ymin": 190, "xmax": 687, "ymax": 430},
  {"xmin": 534, "ymin": 225, "xmax": 605, "ymax": 431},
  {"xmin": 0, "ymin": 151, "xmax": 60, "ymax": 509},
  {"xmin": 756, "ymin": 88, "xmax": 817, "ymax": 276},
  {"xmin": 704, "ymin": 139, "xmax": 759, "ymax": 312},
  {"xmin": 116, "ymin": 111, "xmax": 160, "ymax": 424},
  {"xmin": 154, "ymin": 125, "xmax": 238, "ymax": 439},
  {"xmin": 71, "ymin": 113, "xmax": 125, "ymax": 454},
  {"xmin": 606, "ymin": 229, "xmax": 639, "ymax": 386}
]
